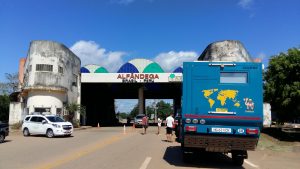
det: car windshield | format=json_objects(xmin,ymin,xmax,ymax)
[
  {"xmin": 136, "ymin": 115, "xmax": 145, "ymax": 119},
  {"xmin": 46, "ymin": 116, "xmax": 65, "ymax": 122}
]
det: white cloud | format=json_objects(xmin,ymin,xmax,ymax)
[
  {"xmin": 238, "ymin": 0, "xmax": 254, "ymax": 9},
  {"xmin": 154, "ymin": 51, "xmax": 198, "ymax": 72},
  {"xmin": 111, "ymin": 0, "xmax": 154, "ymax": 5},
  {"xmin": 116, "ymin": 0, "xmax": 135, "ymax": 5},
  {"xmin": 70, "ymin": 40, "xmax": 126, "ymax": 72}
]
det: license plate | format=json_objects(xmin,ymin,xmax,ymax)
[{"xmin": 211, "ymin": 127, "xmax": 232, "ymax": 133}]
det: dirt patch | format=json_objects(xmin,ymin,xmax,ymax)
[{"xmin": 258, "ymin": 128, "xmax": 300, "ymax": 152}]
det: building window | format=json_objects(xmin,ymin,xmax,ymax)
[
  {"xmin": 36, "ymin": 64, "xmax": 53, "ymax": 72},
  {"xmin": 29, "ymin": 65, "xmax": 32, "ymax": 72},
  {"xmin": 56, "ymin": 108, "xmax": 62, "ymax": 117},
  {"xmin": 72, "ymin": 74, "xmax": 78, "ymax": 86},
  {"xmin": 58, "ymin": 66, "xmax": 63, "ymax": 74}
]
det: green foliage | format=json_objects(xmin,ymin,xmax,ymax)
[
  {"xmin": 128, "ymin": 100, "xmax": 173, "ymax": 120},
  {"xmin": 156, "ymin": 100, "xmax": 173, "ymax": 120},
  {"xmin": 146, "ymin": 106, "xmax": 154, "ymax": 119},
  {"xmin": 0, "ymin": 95, "xmax": 10, "ymax": 122},
  {"xmin": 11, "ymin": 121, "xmax": 23, "ymax": 130},
  {"xmin": 264, "ymin": 48, "xmax": 300, "ymax": 121},
  {"xmin": 129, "ymin": 104, "xmax": 139, "ymax": 118},
  {"xmin": 118, "ymin": 112, "xmax": 128, "ymax": 119},
  {"xmin": 64, "ymin": 103, "xmax": 86, "ymax": 124},
  {"xmin": 72, "ymin": 119, "xmax": 81, "ymax": 128}
]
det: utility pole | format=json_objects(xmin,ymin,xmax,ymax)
[{"xmin": 153, "ymin": 99, "xmax": 158, "ymax": 123}]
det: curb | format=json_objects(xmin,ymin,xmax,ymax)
[{"xmin": 74, "ymin": 126, "xmax": 93, "ymax": 131}]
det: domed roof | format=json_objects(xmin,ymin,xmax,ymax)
[
  {"xmin": 198, "ymin": 40, "xmax": 252, "ymax": 62},
  {"xmin": 118, "ymin": 58, "xmax": 164, "ymax": 73},
  {"xmin": 81, "ymin": 64, "xmax": 108, "ymax": 73},
  {"xmin": 173, "ymin": 67, "xmax": 183, "ymax": 73}
]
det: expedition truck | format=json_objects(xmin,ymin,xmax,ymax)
[{"xmin": 180, "ymin": 61, "xmax": 263, "ymax": 166}]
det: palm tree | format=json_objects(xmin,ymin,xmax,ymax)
[{"xmin": 65, "ymin": 103, "xmax": 86, "ymax": 125}]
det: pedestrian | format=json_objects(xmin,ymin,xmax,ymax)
[
  {"xmin": 165, "ymin": 113, "xmax": 174, "ymax": 142},
  {"xmin": 142, "ymin": 115, "xmax": 148, "ymax": 134},
  {"xmin": 157, "ymin": 117, "xmax": 162, "ymax": 135}
]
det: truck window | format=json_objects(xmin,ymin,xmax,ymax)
[{"xmin": 220, "ymin": 72, "xmax": 247, "ymax": 84}]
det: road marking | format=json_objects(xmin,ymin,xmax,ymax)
[
  {"xmin": 139, "ymin": 157, "xmax": 152, "ymax": 169},
  {"xmin": 34, "ymin": 134, "xmax": 129, "ymax": 169},
  {"xmin": 245, "ymin": 159, "xmax": 259, "ymax": 168}
]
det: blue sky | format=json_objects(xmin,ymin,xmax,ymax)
[{"xmin": 0, "ymin": 0, "xmax": 299, "ymax": 112}]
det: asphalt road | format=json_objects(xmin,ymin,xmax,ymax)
[{"xmin": 1, "ymin": 127, "xmax": 300, "ymax": 169}]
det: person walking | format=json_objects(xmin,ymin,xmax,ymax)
[
  {"xmin": 142, "ymin": 115, "xmax": 148, "ymax": 134},
  {"xmin": 157, "ymin": 117, "xmax": 162, "ymax": 135},
  {"xmin": 165, "ymin": 113, "xmax": 174, "ymax": 142}
]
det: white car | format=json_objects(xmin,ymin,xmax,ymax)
[{"xmin": 22, "ymin": 114, "xmax": 73, "ymax": 138}]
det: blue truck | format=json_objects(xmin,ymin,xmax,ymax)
[{"xmin": 180, "ymin": 61, "xmax": 263, "ymax": 166}]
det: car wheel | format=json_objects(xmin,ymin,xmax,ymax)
[
  {"xmin": 23, "ymin": 128, "xmax": 30, "ymax": 137},
  {"xmin": 0, "ymin": 133, "xmax": 4, "ymax": 143},
  {"xmin": 46, "ymin": 129, "xmax": 54, "ymax": 138}
]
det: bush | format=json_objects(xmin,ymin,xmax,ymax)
[
  {"xmin": 72, "ymin": 119, "xmax": 80, "ymax": 128},
  {"xmin": 11, "ymin": 121, "xmax": 22, "ymax": 130}
]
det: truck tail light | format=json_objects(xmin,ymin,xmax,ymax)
[
  {"xmin": 185, "ymin": 126, "xmax": 197, "ymax": 132},
  {"xmin": 246, "ymin": 128, "xmax": 259, "ymax": 135}
]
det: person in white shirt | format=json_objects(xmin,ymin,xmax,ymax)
[
  {"xmin": 157, "ymin": 117, "xmax": 162, "ymax": 135},
  {"xmin": 165, "ymin": 113, "xmax": 174, "ymax": 142}
]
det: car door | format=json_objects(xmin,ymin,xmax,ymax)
[
  {"xmin": 35, "ymin": 117, "xmax": 48, "ymax": 134},
  {"xmin": 28, "ymin": 116, "xmax": 39, "ymax": 134}
]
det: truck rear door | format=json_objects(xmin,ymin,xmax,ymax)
[{"xmin": 183, "ymin": 62, "xmax": 263, "ymax": 135}]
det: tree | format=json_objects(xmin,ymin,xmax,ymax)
[
  {"xmin": 0, "ymin": 73, "xmax": 18, "ymax": 122},
  {"xmin": 156, "ymin": 100, "xmax": 173, "ymax": 120},
  {"xmin": 65, "ymin": 103, "xmax": 86, "ymax": 125},
  {"xmin": 0, "ymin": 95, "xmax": 10, "ymax": 122},
  {"xmin": 129, "ymin": 104, "xmax": 139, "ymax": 118},
  {"xmin": 264, "ymin": 48, "xmax": 300, "ymax": 121},
  {"xmin": 0, "ymin": 73, "xmax": 18, "ymax": 95}
]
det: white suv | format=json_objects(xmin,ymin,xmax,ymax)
[{"xmin": 22, "ymin": 114, "xmax": 73, "ymax": 138}]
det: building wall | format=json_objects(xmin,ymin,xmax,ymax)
[
  {"xmin": 27, "ymin": 91, "xmax": 65, "ymax": 115},
  {"xmin": 9, "ymin": 102, "xmax": 25, "ymax": 124},
  {"xmin": 9, "ymin": 41, "xmax": 82, "ymax": 124},
  {"xmin": 24, "ymin": 41, "xmax": 81, "ymax": 96},
  {"xmin": 23, "ymin": 41, "xmax": 81, "ymax": 114}
]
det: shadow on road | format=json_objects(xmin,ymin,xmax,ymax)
[
  {"xmin": 1, "ymin": 140, "xmax": 12, "ymax": 143},
  {"xmin": 163, "ymin": 146, "xmax": 245, "ymax": 169},
  {"xmin": 27, "ymin": 135, "xmax": 74, "ymax": 139},
  {"xmin": 262, "ymin": 128, "xmax": 300, "ymax": 142}
]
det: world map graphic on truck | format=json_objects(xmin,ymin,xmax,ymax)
[{"xmin": 202, "ymin": 89, "xmax": 241, "ymax": 108}]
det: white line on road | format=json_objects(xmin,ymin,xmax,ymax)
[
  {"xmin": 139, "ymin": 157, "xmax": 152, "ymax": 169},
  {"xmin": 245, "ymin": 160, "xmax": 259, "ymax": 168}
]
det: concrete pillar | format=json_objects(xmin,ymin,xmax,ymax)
[{"xmin": 138, "ymin": 86, "xmax": 145, "ymax": 115}]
